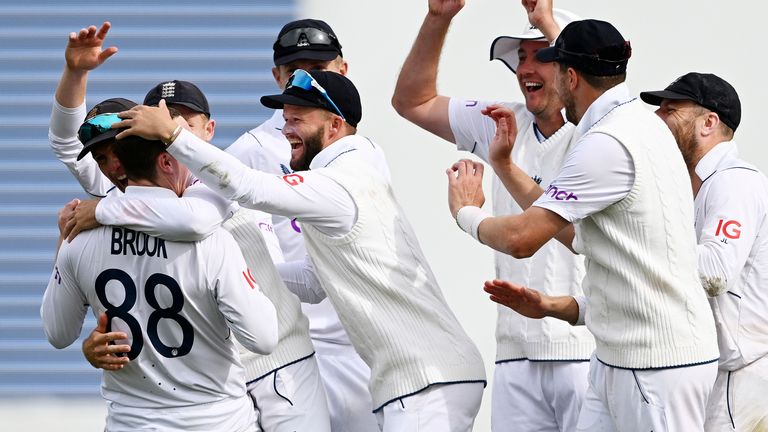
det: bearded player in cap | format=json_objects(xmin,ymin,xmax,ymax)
[
  {"xmin": 448, "ymin": 14, "xmax": 719, "ymax": 431},
  {"xmin": 224, "ymin": 19, "xmax": 380, "ymax": 431},
  {"xmin": 641, "ymin": 73, "xmax": 768, "ymax": 431},
  {"xmin": 42, "ymin": 114, "xmax": 279, "ymax": 431},
  {"xmin": 50, "ymin": 22, "xmax": 335, "ymax": 431},
  {"xmin": 115, "ymin": 69, "xmax": 487, "ymax": 431},
  {"xmin": 393, "ymin": 1, "xmax": 593, "ymax": 430}
]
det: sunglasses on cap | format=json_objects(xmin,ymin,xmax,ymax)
[
  {"xmin": 77, "ymin": 113, "xmax": 122, "ymax": 144},
  {"xmin": 287, "ymin": 69, "xmax": 345, "ymax": 120},
  {"xmin": 276, "ymin": 27, "xmax": 339, "ymax": 49}
]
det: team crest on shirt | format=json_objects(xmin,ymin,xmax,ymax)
[
  {"xmin": 242, "ymin": 268, "xmax": 258, "ymax": 289},
  {"xmin": 280, "ymin": 164, "xmax": 292, "ymax": 175}
]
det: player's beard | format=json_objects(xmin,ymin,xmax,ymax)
[
  {"xmin": 290, "ymin": 126, "xmax": 325, "ymax": 172},
  {"xmin": 671, "ymin": 120, "xmax": 699, "ymax": 170}
]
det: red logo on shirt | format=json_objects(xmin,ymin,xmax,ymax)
[
  {"xmin": 282, "ymin": 174, "xmax": 304, "ymax": 186},
  {"xmin": 715, "ymin": 219, "xmax": 741, "ymax": 239},
  {"xmin": 242, "ymin": 268, "xmax": 258, "ymax": 289}
]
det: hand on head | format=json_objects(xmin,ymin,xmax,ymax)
[
  {"xmin": 65, "ymin": 22, "xmax": 118, "ymax": 72},
  {"xmin": 446, "ymin": 158, "xmax": 486, "ymax": 218},
  {"xmin": 113, "ymin": 99, "xmax": 178, "ymax": 142}
]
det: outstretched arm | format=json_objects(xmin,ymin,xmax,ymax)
[
  {"xmin": 391, "ymin": 0, "xmax": 465, "ymax": 142},
  {"xmin": 483, "ymin": 279, "xmax": 579, "ymax": 324},
  {"xmin": 521, "ymin": 0, "xmax": 561, "ymax": 42}
]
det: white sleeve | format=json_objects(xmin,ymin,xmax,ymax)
[
  {"xmin": 696, "ymin": 169, "xmax": 762, "ymax": 296},
  {"xmin": 167, "ymin": 130, "xmax": 356, "ymax": 236},
  {"xmin": 275, "ymin": 254, "xmax": 326, "ymax": 304},
  {"xmin": 40, "ymin": 241, "xmax": 88, "ymax": 349},
  {"xmin": 49, "ymin": 100, "xmax": 115, "ymax": 197},
  {"xmin": 94, "ymin": 182, "xmax": 238, "ymax": 241},
  {"xmin": 210, "ymin": 232, "xmax": 278, "ymax": 355},
  {"xmin": 533, "ymin": 133, "xmax": 634, "ymax": 222},
  {"xmin": 447, "ymin": 98, "xmax": 506, "ymax": 161}
]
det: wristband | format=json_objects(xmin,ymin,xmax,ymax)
[
  {"xmin": 456, "ymin": 206, "xmax": 491, "ymax": 243},
  {"xmin": 162, "ymin": 125, "xmax": 183, "ymax": 146}
]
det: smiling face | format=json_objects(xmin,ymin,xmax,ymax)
[
  {"xmin": 655, "ymin": 99, "xmax": 707, "ymax": 169},
  {"xmin": 516, "ymin": 40, "xmax": 563, "ymax": 118},
  {"xmin": 282, "ymin": 104, "xmax": 333, "ymax": 171},
  {"xmin": 91, "ymin": 142, "xmax": 128, "ymax": 192}
]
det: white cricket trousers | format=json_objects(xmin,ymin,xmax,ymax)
[
  {"xmin": 375, "ymin": 381, "xmax": 484, "ymax": 432},
  {"xmin": 314, "ymin": 339, "xmax": 379, "ymax": 432},
  {"xmin": 247, "ymin": 355, "xmax": 330, "ymax": 432},
  {"xmin": 491, "ymin": 360, "xmax": 589, "ymax": 431},
  {"xmin": 576, "ymin": 355, "xmax": 717, "ymax": 432},
  {"xmin": 705, "ymin": 355, "xmax": 768, "ymax": 431}
]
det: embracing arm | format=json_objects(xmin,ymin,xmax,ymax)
[{"xmin": 275, "ymin": 254, "xmax": 327, "ymax": 304}]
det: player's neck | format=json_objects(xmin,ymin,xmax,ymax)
[{"xmin": 534, "ymin": 109, "xmax": 566, "ymax": 138}]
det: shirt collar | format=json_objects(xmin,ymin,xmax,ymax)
[
  {"xmin": 309, "ymin": 135, "xmax": 367, "ymax": 170},
  {"xmin": 575, "ymin": 83, "xmax": 633, "ymax": 136},
  {"xmin": 694, "ymin": 140, "xmax": 738, "ymax": 181},
  {"xmin": 124, "ymin": 185, "xmax": 179, "ymax": 198}
]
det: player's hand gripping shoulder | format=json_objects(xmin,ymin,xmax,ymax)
[
  {"xmin": 64, "ymin": 22, "xmax": 118, "ymax": 73},
  {"xmin": 63, "ymin": 199, "xmax": 101, "ymax": 242},
  {"xmin": 446, "ymin": 158, "xmax": 486, "ymax": 218},
  {"xmin": 483, "ymin": 105, "xmax": 519, "ymax": 171},
  {"xmin": 428, "ymin": 0, "xmax": 465, "ymax": 20},
  {"xmin": 82, "ymin": 313, "xmax": 130, "ymax": 371}
]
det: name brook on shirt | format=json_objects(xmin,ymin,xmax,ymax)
[{"xmin": 111, "ymin": 227, "xmax": 168, "ymax": 259}]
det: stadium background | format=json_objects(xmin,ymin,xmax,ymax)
[{"xmin": 1, "ymin": 1, "xmax": 763, "ymax": 430}]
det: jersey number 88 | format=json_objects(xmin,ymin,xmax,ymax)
[{"xmin": 95, "ymin": 268, "xmax": 194, "ymax": 360}]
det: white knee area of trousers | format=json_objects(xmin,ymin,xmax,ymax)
[
  {"xmin": 576, "ymin": 355, "xmax": 717, "ymax": 432},
  {"xmin": 375, "ymin": 382, "xmax": 484, "ymax": 432},
  {"xmin": 491, "ymin": 360, "xmax": 589, "ymax": 432},
  {"xmin": 706, "ymin": 356, "xmax": 768, "ymax": 432},
  {"xmin": 246, "ymin": 356, "xmax": 331, "ymax": 432},
  {"xmin": 314, "ymin": 341, "xmax": 378, "ymax": 432}
]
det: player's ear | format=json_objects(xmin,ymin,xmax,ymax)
[{"xmin": 205, "ymin": 118, "xmax": 216, "ymax": 141}]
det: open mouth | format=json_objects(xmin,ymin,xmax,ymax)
[{"xmin": 524, "ymin": 81, "xmax": 544, "ymax": 93}]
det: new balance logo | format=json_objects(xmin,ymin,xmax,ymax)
[
  {"xmin": 532, "ymin": 175, "xmax": 542, "ymax": 185},
  {"xmin": 544, "ymin": 185, "xmax": 578, "ymax": 201}
]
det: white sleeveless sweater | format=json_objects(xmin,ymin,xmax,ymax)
[
  {"xmin": 223, "ymin": 209, "xmax": 315, "ymax": 382},
  {"xmin": 574, "ymin": 99, "xmax": 718, "ymax": 368},
  {"xmin": 301, "ymin": 161, "xmax": 486, "ymax": 409}
]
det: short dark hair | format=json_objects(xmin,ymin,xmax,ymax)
[
  {"xmin": 560, "ymin": 63, "xmax": 626, "ymax": 91},
  {"xmin": 112, "ymin": 137, "xmax": 167, "ymax": 182}
]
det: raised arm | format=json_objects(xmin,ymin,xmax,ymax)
[
  {"xmin": 391, "ymin": 0, "xmax": 465, "ymax": 142},
  {"xmin": 522, "ymin": 0, "xmax": 561, "ymax": 42},
  {"xmin": 50, "ymin": 22, "xmax": 118, "ymax": 197}
]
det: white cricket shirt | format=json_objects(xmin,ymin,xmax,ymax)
[
  {"xmin": 693, "ymin": 140, "xmax": 768, "ymax": 370},
  {"xmin": 41, "ymin": 185, "xmax": 278, "ymax": 428}
]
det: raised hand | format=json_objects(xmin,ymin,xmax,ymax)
[
  {"xmin": 428, "ymin": 0, "xmax": 465, "ymax": 20},
  {"xmin": 64, "ymin": 22, "xmax": 118, "ymax": 72},
  {"xmin": 482, "ymin": 105, "xmax": 518, "ymax": 169},
  {"xmin": 446, "ymin": 158, "xmax": 486, "ymax": 218},
  {"xmin": 520, "ymin": 0, "xmax": 559, "ymax": 41}
]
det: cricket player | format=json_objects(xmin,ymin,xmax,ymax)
[
  {"xmin": 392, "ymin": 1, "xmax": 593, "ymax": 429},
  {"xmin": 641, "ymin": 72, "xmax": 768, "ymax": 431},
  {"xmin": 225, "ymin": 19, "xmax": 378, "ymax": 431},
  {"xmin": 114, "ymin": 69, "xmax": 487, "ymax": 432},
  {"xmin": 50, "ymin": 23, "xmax": 332, "ymax": 431},
  {"xmin": 452, "ymin": 19, "xmax": 719, "ymax": 431},
  {"xmin": 41, "ymin": 121, "xmax": 279, "ymax": 431}
]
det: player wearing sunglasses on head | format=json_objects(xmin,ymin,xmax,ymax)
[
  {"xmin": 224, "ymin": 19, "xmax": 382, "ymax": 432},
  {"xmin": 114, "ymin": 69, "xmax": 487, "ymax": 432}
]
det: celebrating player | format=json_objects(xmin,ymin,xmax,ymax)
[
  {"xmin": 392, "ymin": 1, "xmax": 593, "ymax": 429},
  {"xmin": 642, "ymin": 73, "xmax": 768, "ymax": 431},
  {"xmin": 41, "ymin": 114, "xmax": 278, "ymax": 431}
]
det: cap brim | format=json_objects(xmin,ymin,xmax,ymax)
[
  {"xmin": 77, "ymin": 129, "xmax": 120, "ymax": 161},
  {"xmin": 260, "ymin": 93, "xmax": 323, "ymax": 110},
  {"xmin": 489, "ymin": 35, "xmax": 546, "ymax": 73},
  {"xmin": 163, "ymin": 101, "xmax": 210, "ymax": 117},
  {"xmin": 639, "ymin": 90, "xmax": 694, "ymax": 106},
  {"xmin": 274, "ymin": 49, "xmax": 339, "ymax": 66},
  {"xmin": 535, "ymin": 46, "xmax": 559, "ymax": 63}
]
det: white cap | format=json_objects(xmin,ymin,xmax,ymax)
[{"xmin": 490, "ymin": 9, "xmax": 581, "ymax": 73}]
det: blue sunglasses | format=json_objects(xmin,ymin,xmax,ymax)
[
  {"xmin": 77, "ymin": 113, "xmax": 122, "ymax": 143},
  {"xmin": 287, "ymin": 69, "xmax": 345, "ymax": 120}
]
